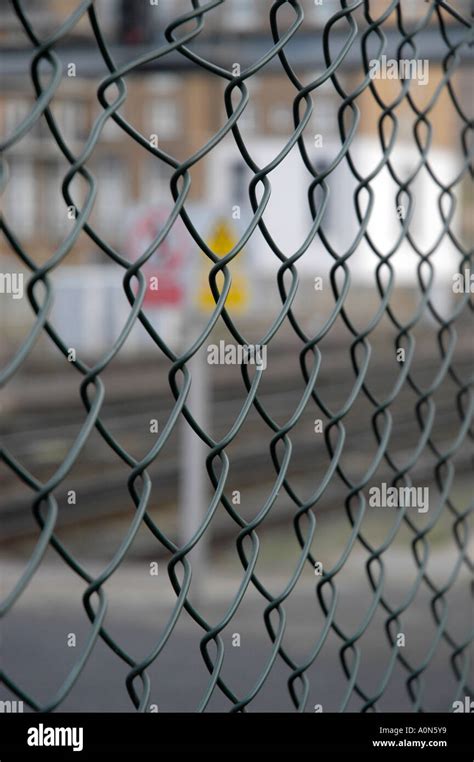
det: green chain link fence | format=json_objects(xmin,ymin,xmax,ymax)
[{"xmin": 1, "ymin": 0, "xmax": 473, "ymax": 712}]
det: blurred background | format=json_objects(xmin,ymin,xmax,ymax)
[{"xmin": 1, "ymin": 0, "xmax": 473, "ymax": 712}]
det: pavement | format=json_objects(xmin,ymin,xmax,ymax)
[{"xmin": 2, "ymin": 544, "xmax": 472, "ymax": 713}]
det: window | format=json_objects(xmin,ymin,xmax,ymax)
[
  {"xmin": 141, "ymin": 160, "xmax": 171, "ymax": 206},
  {"xmin": 4, "ymin": 99, "xmax": 31, "ymax": 136},
  {"xmin": 95, "ymin": 157, "xmax": 128, "ymax": 237},
  {"xmin": 225, "ymin": 0, "xmax": 260, "ymax": 31},
  {"xmin": 43, "ymin": 162, "xmax": 70, "ymax": 238},
  {"xmin": 268, "ymin": 103, "xmax": 293, "ymax": 133},
  {"xmin": 94, "ymin": 0, "xmax": 120, "ymax": 40},
  {"xmin": 310, "ymin": 86, "xmax": 337, "ymax": 137},
  {"xmin": 4, "ymin": 97, "xmax": 76, "ymax": 143},
  {"xmin": 148, "ymin": 99, "xmax": 181, "ymax": 141},
  {"xmin": 102, "ymin": 114, "xmax": 123, "ymax": 141},
  {"xmin": 238, "ymin": 100, "xmax": 258, "ymax": 133},
  {"xmin": 400, "ymin": 0, "xmax": 425, "ymax": 22},
  {"xmin": 53, "ymin": 100, "xmax": 87, "ymax": 142},
  {"xmin": 4, "ymin": 157, "xmax": 36, "ymax": 237},
  {"xmin": 310, "ymin": 0, "xmax": 341, "ymax": 25}
]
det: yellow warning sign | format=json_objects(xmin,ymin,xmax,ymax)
[
  {"xmin": 206, "ymin": 220, "xmax": 237, "ymax": 257},
  {"xmin": 197, "ymin": 219, "xmax": 249, "ymax": 312}
]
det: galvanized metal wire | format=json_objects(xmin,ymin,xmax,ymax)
[{"xmin": 1, "ymin": 0, "xmax": 473, "ymax": 712}]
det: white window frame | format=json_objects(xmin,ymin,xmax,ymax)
[{"xmin": 148, "ymin": 98, "xmax": 181, "ymax": 141}]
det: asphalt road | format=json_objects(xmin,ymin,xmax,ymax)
[{"xmin": 2, "ymin": 550, "xmax": 472, "ymax": 713}]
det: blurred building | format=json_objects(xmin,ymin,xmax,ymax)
[{"xmin": 1, "ymin": 0, "xmax": 472, "ymax": 352}]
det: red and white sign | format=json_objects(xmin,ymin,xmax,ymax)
[{"xmin": 125, "ymin": 204, "xmax": 189, "ymax": 307}]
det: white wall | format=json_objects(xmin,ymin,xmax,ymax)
[{"xmin": 206, "ymin": 135, "xmax": 462, "ymax": 293}]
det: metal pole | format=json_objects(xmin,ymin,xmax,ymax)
[{"xmin": 179, "ymin": 345, "xmax": 210, "ymax": 601}]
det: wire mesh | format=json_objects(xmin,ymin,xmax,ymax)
[{"xmin": 0, "ymin": 0, "xmax": 473, "ymax": 713}]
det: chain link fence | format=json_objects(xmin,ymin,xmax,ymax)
[{"xmin": 1, "ymin": 0, "xmax": 473, "ymax": 712}]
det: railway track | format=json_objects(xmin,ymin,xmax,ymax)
[{"xmin": 2, "ymin": 348, "xmax": 471, "ymax": 541}]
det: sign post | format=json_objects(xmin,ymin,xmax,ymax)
[
  {"xmin": 179, "ymin": 346, "xmax": 209, "ymax": 601},
  {"xmin": 179, "ymin": 213, "xmax": 250, "ymax": 601}
]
